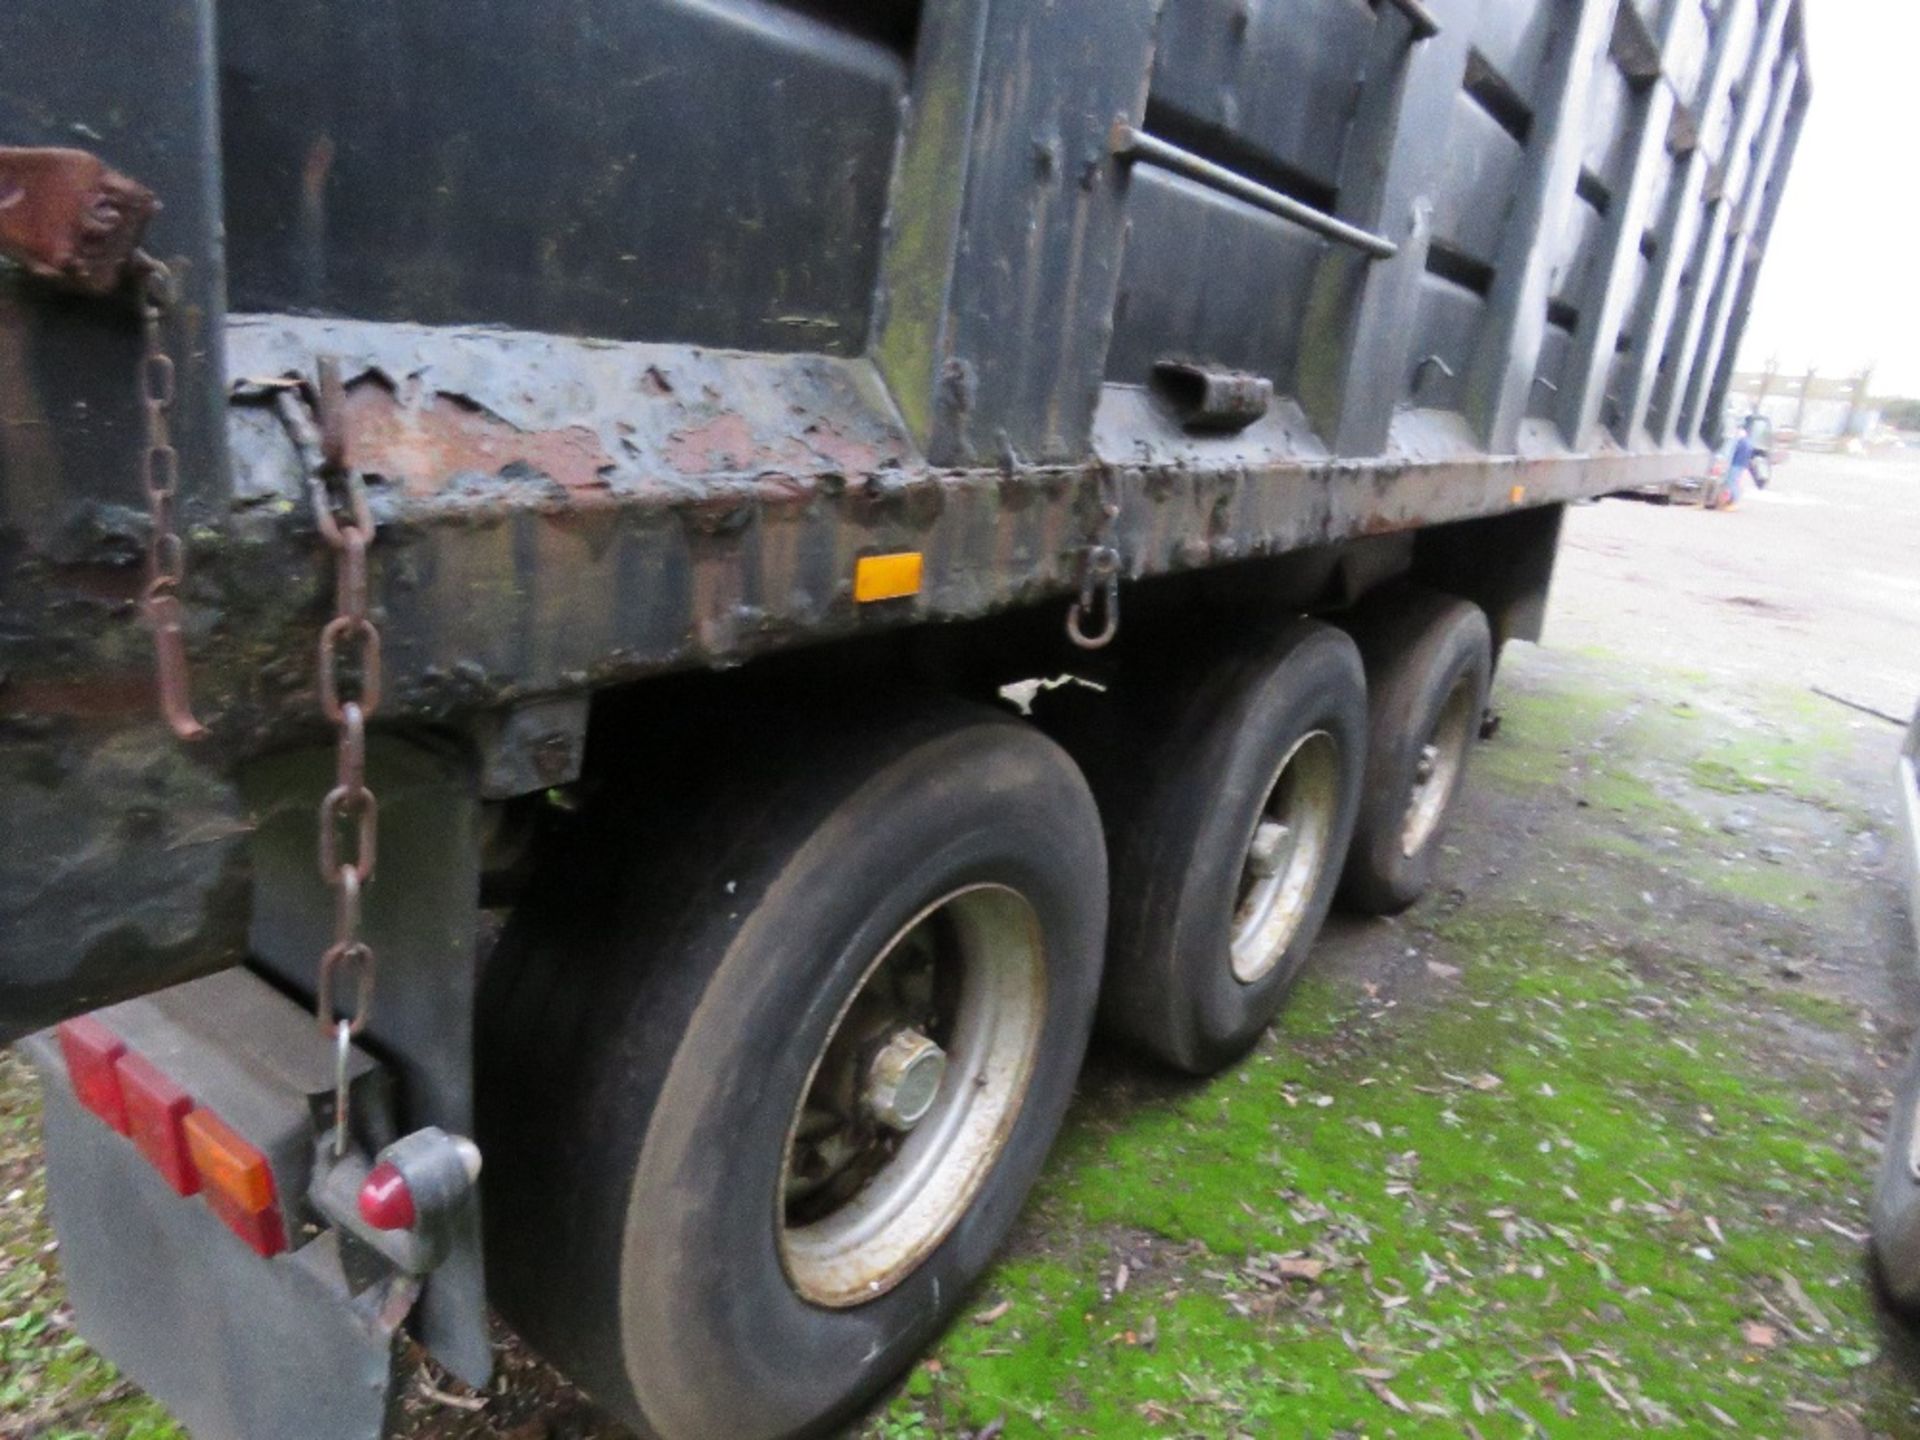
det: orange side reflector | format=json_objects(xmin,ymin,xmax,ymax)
[
  {"xmin": 854, "ymin": 552, "xmax": 923, "ymax": 603},
  {"xmin": 1510, "ymin": 484, "xmax": 1528, "ymax": 505},
  {"xmin": 184, "ymin": 1110, "xmax": 276, "ymax": 1213},
  {"xmin": 183, "ymin": 1109, "xmax": 286, "ymax": 1257}
]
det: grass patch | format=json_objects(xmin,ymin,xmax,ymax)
[{"xmin": 0, "ymin": 1050, "xmax": 177, "ymax": 1439}]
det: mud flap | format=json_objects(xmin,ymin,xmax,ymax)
[
  {"xmin": 37, "ymin": 1072, "xmax": 408, "ymax": 1440},
  {"xmin": 21, "ymin": 967, "xmax": 455, "ymax": 1440}
]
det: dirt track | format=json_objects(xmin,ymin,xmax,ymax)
[{"xmin": 1552, "ymin": 451, "xmax": 1920, "ymax": 725}]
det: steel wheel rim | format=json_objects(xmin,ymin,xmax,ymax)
[
  {"xmin": 777, "ymin": 884, "xmax": 1047, "ymax": 1308},
  {"xmin": 1401, "ymin": 674, "xmax": 1477, "ymax": 858},
  {"xmin": 1230, "ymin": 730, "xmax": 1340, "ymax": 984}
]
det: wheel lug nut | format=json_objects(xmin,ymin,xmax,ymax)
[{"xmin": 865, "ymin": 1029, "xmax": 947, "ymax": 1132}]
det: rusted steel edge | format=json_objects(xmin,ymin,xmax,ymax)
[
  {"xmin": 226, "ymin": 443, "xmax": 1696, "ymax": 726},
  {"xmin": 201, "ymin": 317, "xmax": 1709, "ymax": 732}
]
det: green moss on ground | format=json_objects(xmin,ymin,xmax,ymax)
[{"xmin": 869, "ymin": 905, "xmax": 1883, "ymax": 1438}]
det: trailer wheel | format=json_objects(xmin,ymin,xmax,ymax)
[
  {"xmin": 1091, "ymin": 620, "xmax": 1368, "ymax": 1074},
  {"xmin": 1337, "ymin": 589, "xmax": 1492, "ymax": 915},
  {"xmin": 1871, "ymin": 1040, "xmax": 1920, "ymax": 1313},
  {"xmin": 478, "ymin": 702, "xmax": 1105, "ymax": 1440}
]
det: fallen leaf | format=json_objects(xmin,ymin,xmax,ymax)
[
  {"xmin": 1275, "ymin": 1256, "xmax": 1327, "ymax": 1282},
  {"xmin": 974, "ymin": 1300, "xmax": 1011, "ymax": 1325},
  {"xmin": 1779, "ymin": 1272, "xmax": 1832, "ymax": 1333},
  {"xmin": 1367, "ymin": 1380, "xmax": 1413, "ymax": 1413},
  {"xmin": 415, "ymin": 1377, "xmax": 486, "ymax": 1414},
  {"xmin": 1741, "ymin": 1321, "xmax": 1778, "ymax": 1349},
  {"xmin": 1591, "ymin": 1367, "xmax": 1632, "ymax": 1413}
]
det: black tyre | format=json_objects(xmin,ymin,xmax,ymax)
[
  {"xmin": 1092, "ymin": 619, "xmax": 1368, "ymax": 1074},
  {"xmin": 1337, "ymin": 588, "xmax": 1492, "ymax": 916},
  {"xmin": 1873, "ymin": 1040, "xmax": 1920, "ymax": 1313},
  {"xmin": 478, "ymin": 702, "xmax": 1106, "ymax": 1440}
]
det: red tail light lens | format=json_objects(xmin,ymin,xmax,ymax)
[
  {"xmin": 56, "ymin": 1018, "xmax": 130, "ymax": 1135},
  {"xmin": 357, "ymin": 1162, "xmax": 417, "ymax": 1231},
  {"xmin": 116, "ymin": 1052, "xmax": 198, "ymax": 1196}
]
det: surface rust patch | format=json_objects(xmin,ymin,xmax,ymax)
[
  {"xmin": 667, "ymin": 412, "xmax": 803, "ymax": 476},
  {"xmin": 343, "ymin": 383, "xmax": 613, "ymax": 494},
  {"xmin": 0, "ymin": 673, "xmax": 159, "ymax": 722},
  {"xmin": 799, "ymin": 418, "xmax": 889, "ymax": 475}
]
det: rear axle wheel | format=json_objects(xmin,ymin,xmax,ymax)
[
  {"xmin": 1338, "ymin": 588, "xmax": 1493, "ymax": 915},
  {"xmin": 479, "ymin": 703, "xmax": 1105, "ymax": 1440}
]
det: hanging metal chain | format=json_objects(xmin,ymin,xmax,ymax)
[
  {"xmin": 1066, "ymin": 466, "xmax": 1122, "ymax": 651},
  {"xmin": 133, "ymin": 254, "xmax": 208, "ymax": 741},
  {"xmin": 282, "ymin": 357, "xmax": 383, "ymax": 1039}
]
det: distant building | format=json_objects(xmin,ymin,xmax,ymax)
[{"xmin": 1726, "ymin": 367, "xmax": 1878, "ymax": 441}]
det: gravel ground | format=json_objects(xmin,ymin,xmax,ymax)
[{"xmin": 1, "ymin": 450, "xmax": 1915, "ymax": 1440}]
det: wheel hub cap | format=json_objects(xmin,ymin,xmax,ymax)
[
  {"xmin": 1413, "ymin": 744, "xmax": 1439, "ymax": 786},
  {"xmin": 865, "ymin": 1029, "xmax": 947, "ymax": 1132},
  {"xmin": 1401, "ymin": 678, "xmax": 1478, "ymax": 859},
  {"xmin": 1230, "ymin": 730, "xmax": 1340, "ymax": 985},
  {"xmin": 777, "ymin": 885, "xmax": 1047, "ymax": 1308},
  {"xmin": 1246, "ymin": 820, "xmax": 1291, "ymax": 879}
]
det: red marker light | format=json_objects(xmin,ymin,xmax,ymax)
[
  {"xmin": 57, "ymin": 1017, "xmax": 130, "ymax": 1135},
  {"xmin": 116, "ymin": 1052, "xmax": 198, "ymax": 1196},
  {"xmin": 357, "ymin": 1162, "xmax": 416, "ymax": 1231}
]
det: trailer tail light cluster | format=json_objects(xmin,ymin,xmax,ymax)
[{"xmin": 53, "ymin": 1018, "xmax": 287, "ymax": 1257}]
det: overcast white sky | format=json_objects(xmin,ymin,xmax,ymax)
[{"xmin": 1736, "ymin": 1, "xmax": 1920, "ymax": 397}]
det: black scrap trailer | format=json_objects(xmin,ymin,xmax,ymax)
[{"xmin": 0, "ymin": 1, "xmax": 1808, "ymax": 1436}]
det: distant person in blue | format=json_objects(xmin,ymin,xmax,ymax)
[{"xmin": 1714, "ymin": 420, "xmax": 1756, "ymax": 511}]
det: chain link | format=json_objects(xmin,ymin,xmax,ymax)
[
  {"xmin": 133, "ymin": 255, "xmax": 208, "ymax": 741},
  {"xmin": 301, "ymin": 356, "xmax": 383, "ymax": 1038}
]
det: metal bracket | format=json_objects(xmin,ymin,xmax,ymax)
[
  {"xmin": 1150, "ymin": 361, "xmax": 1274, "ymax": 434},
  {"xmin": 243, "ymin": 734, "xmax": 492, "ymax": 1387},
  {"xmin": 0, "ymin": 146, "xmax": 158, "ymax": 296}
]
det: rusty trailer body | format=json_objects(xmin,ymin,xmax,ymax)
[{"xmin": 0, "ymin": 1, "xmax": 1809, "ymax": 1437}]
